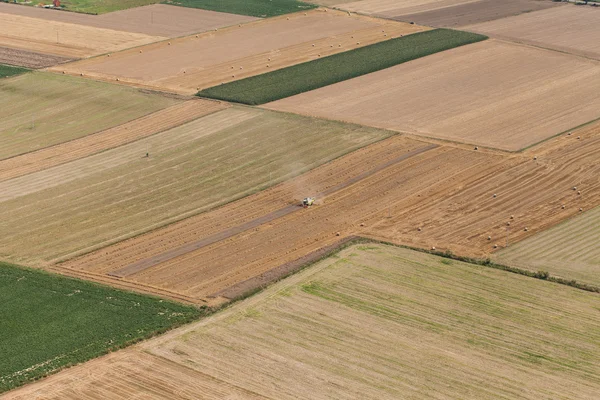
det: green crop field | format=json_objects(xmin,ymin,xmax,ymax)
[
  {"xmin": 163, "ymin": 0, "xmax": 316, "ymax": 17},
  {"xmin": 0, "ymin": 107, "xmax": 390, "ymax": 266},
  {"xmin": 198, "ymin": 29, "xmax": 487, "ymax": 105},
  {"xmin": 0, "ymin": 261, "xmax": 200, "ymax": 393},
  {"xmin": 0, "ymin": 72, "xmax": 179, "ymax": 160},
  {"xmin": 139, "ymin": 243, "xmax": 600, "ymax": 399},
  {"xmin": 0, "ymin": 65, "xmax": 28, "ymax": 79},
  {"xmin": 495, "ymin": 206, "xmax": 600, "ymax": 287},
  {"xmin": 26, "ymin": 0, "xmax": 158, "ymax": 14}
]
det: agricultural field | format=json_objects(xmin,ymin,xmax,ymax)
[
  {"xmin": 0, "ymin": 65, "xmax": 27, "ymax": 79},
  {"xmin": 163, "ymin": 0, "xmax": 317, "ymax": 17},
  {"xmin": 51, "ymin": 9, "xmax": 427, "ymax": 95},
  {"xmin": 199, "ymin": 29, "xmax": 486, "ymax": 105},
  {"xmin": 0, "ymin": 72, "xmax": 179, "ymax": 160},
  {"xmin": 7, "ymin": 244, "xmax": 600, "ymax": 399},
  {"xmin": 495, "ymin": 206, "xmax": 600, "ymax": 287},
  {"xmin": 0, "ymin": 2, "xmax": 257, "ymax": 38},
  {"xmin": 266, "ymin": 39, "xmax": 600, "ymax": 151},
  {"xmin": 0, "ymin": 47, "xmax": 72, "ymax": 69},
  {"xmin": 465, "ymin": 5, "xmax": 600, "ymax": 60},
  {"xmin": 54, "ymin": 119, "xmax": 600, "ymax": 304},
  {"xmin": 26, "ymin": 0, "xmax": 158, "ymax": 14},
  {"xmin": 329, "ymin": 0, "xmax": 561, "ymax": 26},
  {"xmin": 0, "ymin": 261, "xmax": 200, "ymax": 393},
  {"xmin": 0, "ymin": 107, "xmax": 390, "ymax": 266}
]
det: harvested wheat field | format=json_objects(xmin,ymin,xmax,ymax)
[
  {"xmin": 51, "ymin": 118, "xmax": 600, "ymax": 304},
  {"xmin": 0, "ymin": 72, "xmax": 179, "ymax": 160},
  {"xmin": 0, "ymin": 12, "xmax": 163, "ymax": 59},
  {"xmin": 266, "ymin": 39, "xmax": 600, "ymax": 151},
  {"xmin": 495, "ymin": 206, "xmax": 600, "ymax": 287},
  {"xmin": 51, "ymin": 9, "xmax": 428, "ymax": 94},
  {"xmin": 0, "ymin": 107, "xmax": 389, "ymax": 266},
  {"xmin": 8, "ymin": 245, "xmax": 600, "ymax": 399},
  {"xmin": 465, "ymin": 5, "xmax": 600, "ymax": 60},
  {"xmin": 0, "ymin": 3, "xmax": 257, "ymax": 38}
]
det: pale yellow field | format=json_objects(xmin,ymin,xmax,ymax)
[
  {"xmin": 266, "ymin": 39, "xmax": 600, "ymax": 150},
  {"xmin": 495, "ymin": 206, "xmax": 600, "ymax": 286},
  {"xmin": 7, "ymin": 244, "xmax": 600, "ymax": 399}
]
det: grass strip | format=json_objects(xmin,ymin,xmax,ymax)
[
  {"xmin": 0, "ymin": 65, "xmax": 28, "ymax": 79},
  {"xmin": 163, "ymin": 0, "xmax": 317, "ymax": 17},
  {"xmin": 0, "ymin": 262, "xmax": 203, "ymax": 393},
  {"xmin": 198, "ymin": 29, "xmax": 487, "ymax": 105}
]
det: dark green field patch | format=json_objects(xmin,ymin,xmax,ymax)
[
  {"xmin": 0, "ymin": 65, "xmax": 28, "ymax": 79},
  {"xmin": 198, "ymin": 29, "xmax": 487, "ymax": 105},
  {"xmin": 163, "ymin": 0, "xmax": 316, "ymax": 17},
  {"xmin": 0, "ymin": 262, "xmax": 201, "ymax": 393}
]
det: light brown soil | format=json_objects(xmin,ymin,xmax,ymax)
[
  {"xmin": 50, "ymin": 9, "xmax": 429, "ymax": 94},
  {"xmin": 465, "ymin": 5, "xmax": 600, "ymax": 60},
  {"xmin": 390, "ymin": 0, "xmax": 563, "ymax": 28},
  {"xmin": 0, "ymin": 12, "xmax": 164, "ymax": 58},
  {"xmin": 0, "ymin": 46, "xmax": 73, "ymax": 68},
  {"xmin": 266, "ymin": 39, "xmax": 600, "ymax": 151},
  {"xmin": 335, "ymin": 0, "xmax": 480, "ymax": 17},
  {"xmin": 51, "ymin": 119, "xmax": 600, "ymax": 304},
  {"xmin": 0, "ymin": 3, "xmax": 258, "ymax": 38},
  {"xmin": 0, "ymin": 99, "xmax": 226, "ymax": 182}
]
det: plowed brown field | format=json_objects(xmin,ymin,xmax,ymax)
[
  {"xmin": 0, "ymin": 3, "xmax": 257, "ymax": 38},
  {"xmin": 0, "ymin": 12, "xmax": 163, "ymax": 58},
  {"xmin": 0, "ymin": 99, "xmax": 226, "ymax": 182},
  {"xmin": 50, "ymin": 119, "xmax": 600, "ymax": 304},
  {"xmin": 465, "ymin": 5, "xmax": 600, "ymax": 60},
  {"xmin": 266, "ymin": 39, "xmax": 600, "ymax": 151},
  {"xmin": 51, "ymin": 9, "xmax": 428, "ymax": 94},
  {"xmin": 0, "ymin": 47, "xmax": 72, "ymax": 68}
]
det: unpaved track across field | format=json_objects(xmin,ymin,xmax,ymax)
[
  {"xmin": 0, "ymin": 47, "xmax": 72, "ymax": 68},
  {"xmin": 0, "ymin": 99, "xmax": 227, "ymax": 182},
  {"xmin": 52, "ymin": 120, "xmax": 600, "ymax": 304},
  {"xmin": 465, "ymin": 5, "xmax": 600, "ymax": 60},
  {"xmin": 51, "ymin": 9, "xmax": 428, "ymax": 94},
  {"xmin": 0, "ymin": 3, "xmax": 258, "ymax": 37},
  {"xmin": 266, "ymin": 39, "xmax": 600, "ymax": 151}
]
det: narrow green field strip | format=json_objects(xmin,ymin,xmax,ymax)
[
  {"xmin": 0, "ymin": 65, "xmax": 28, "ymax": 79},
  {"xmin": 0, "ymin": 261, "xmax": 201, "ymax": 393},
  {"xmin": 163, "ymin": 0, "xmax": 317, "ymax": 17},
  {"xmin": 27, "ymin": 0, "xmax": 158, "ymax": 14},
  {"xmin": 198, "ymin": 29, "xmax": 487, "ymax": 105}
]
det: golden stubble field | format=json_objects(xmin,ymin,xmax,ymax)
[
  {"xmin": 265, "ymin": 39, "xmax": 600, "ymax": 151},
  {"xmin": 7, "ymin": 245, "xmax": 600, "ymax": 399}
]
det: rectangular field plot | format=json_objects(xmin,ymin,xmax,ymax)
[
  {"xmin": 0, "ymin": 261, "xmax": 200, "ymax": 394},
  {"xmin": 0, "ymin": 64, "xmax": 27, "ymax": 79},
  {"xmin": 0, "ymin": 72, "xmax": 179, "ymax": 160},
  {"xmin": 465, "ymin": 5, "xmax": 600, "ymax": 60},
  {"xmin": 266, "ymin": 39, "xmax": 600, "ymax": 151},
  {"xmin": 495, "ymin": 206, "xmax": 600, "ymax": 287},
  {"xmin": 8, "ymin": 244, "xmax": 600, "ymax": 399},
  {"xmin": 52, "ymin": 9, "xmax": 428, "ymax": 95},
  {"xmin": 0, "ymin": 107, "xmax": 389, "ymax": 266}
]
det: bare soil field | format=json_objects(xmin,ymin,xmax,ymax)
[
  {"xmin": 390, "ymin": 0, "xmax": 563, "ymax": 28},
  {"xmin": 465, "ymin": 5, "xmax": 600, "ymax": 60},
  {"xmin": 51, "ymin": 118, "xmax": 600, "ymax": 304},
  {"xmin": 0, "ymin": 107, "xmax": 389, "ymax": 266},
  {"xmin": 51, "ymin": 9, "xmax": 429, "ymax": 94},
  {"xmin": 266, "ymin": 39, "xmax": 600, "ymax": 151},
  {"xmin": 0, "ymin": 99, "xmax": 226, "ymax": 182},
  {"xmin": 0, "ymin": 3, "xmax": 257, "ymax": 38},
  {"xmin": 0, "ymin": 47, "xmax": 72, "ymax": 69},
  {"xmin": 0, "ymin": 72, "xmax": 179, "ymax": 160},
  {"xmin": 333, "ymin": 0, "xmax": 479, "ymax": 16},
  {"xmin": 0, "ymin": 12, "xmax": 163, "ymax": 59},
  {"xmin": 495, "ymin": 206, "xmax": 600, "ymax": 286},
  {"xmin": 8, "ymin": 245, "xmax": 600, "ymax": 399}
]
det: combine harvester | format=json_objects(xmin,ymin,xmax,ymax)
[{"xmin": 302, "ymin": 197, "xmax": 315, "ymax": 208}]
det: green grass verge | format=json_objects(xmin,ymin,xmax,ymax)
[
  {"xmin": 163, "ymin": 0, "xmax": 317, "ymax": 17},
  {"xmin": 198, "ymin": 29, "xmax": 487, "ymax": 105},
  {"xmin": 0, "ymin": 262, "xmax": 202, "ymax": 393},
  {"xmin": 0, "ymin": 65, "xmax": 28, "ymax": 79}
]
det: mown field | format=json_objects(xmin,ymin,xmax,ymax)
[
  {"xmin": 0, "ymin": 107, "xmax": 390, "ymax": 266},
  {"xmin": 198, "ymin": 28, "xmax": 487, "ymax": 105},
  {"xmin": 0, "ymin": 65, "xmax": 27, "ymax": 79},
  {"xmin": 495, "ymin": 206, "xmax": 600, "ymax": 287},
  {"xmin": 12, "ymin": 243, "xmax": 600, "ymax": 398},
  {"xmin": 0, "ymin": 72, "xmax": 178, "ymax": 160},
  {"xmin": 0, "ymin": 261, "xmax": 200, "ymax": 393}
]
